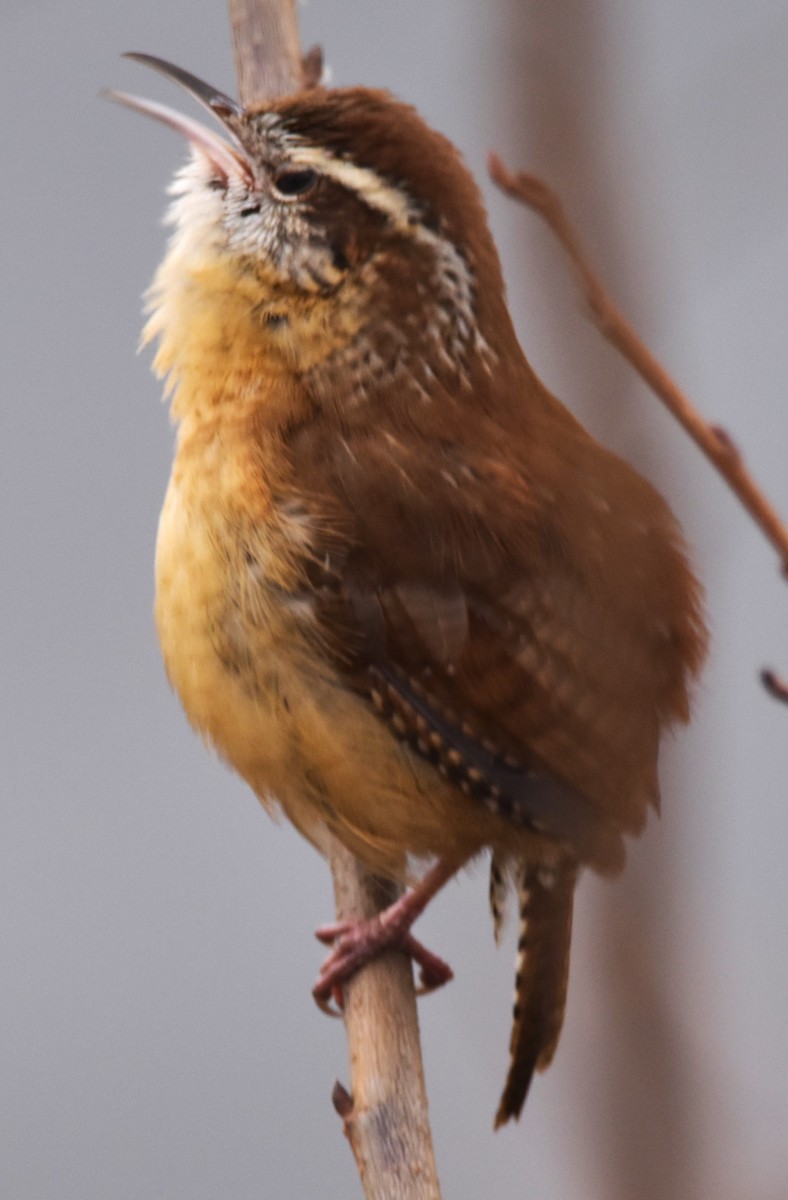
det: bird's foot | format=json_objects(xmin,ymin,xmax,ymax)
[
  {"xmin": 311, "ymin": 859, "xmax": 460, "ymax": 1014},
  {"xmin": 312, "ymin": 907, "xmax": 453, "ymax": 1014}
]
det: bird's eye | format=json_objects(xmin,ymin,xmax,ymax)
[{"xmin": 273, "ymin": 167, "xmax": 318, "ymax": 198}]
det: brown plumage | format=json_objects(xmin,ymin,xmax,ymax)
[{"xmin": 116, "ymin": 58, "xmax": 707, "ymax": 1124}]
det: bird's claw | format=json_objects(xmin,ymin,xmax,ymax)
[{"xmin": 312, "ymin": 917, "xmax": 453, "ymax": 1012}]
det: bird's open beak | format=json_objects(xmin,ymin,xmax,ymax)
[{"xmin": 105, "ymin": 53, "xmax": 254, "ymax": 187}]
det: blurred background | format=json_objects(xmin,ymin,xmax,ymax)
[{"xmin": 2, "ymin": 1, "xmax": 787, "ymax": 1197}]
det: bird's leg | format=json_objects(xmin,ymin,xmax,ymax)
[{"xmin": 313, "ymin": 858, "xmax": 460, "ymax": 1011}]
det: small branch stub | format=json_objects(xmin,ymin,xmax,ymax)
[
  {"xmin": 761, "ymin": 669, "xmax": 788, "ymax": 705},
  {"xmin": 332, "ymin": 1079, "xmax": 354, "ymax": 1120}
]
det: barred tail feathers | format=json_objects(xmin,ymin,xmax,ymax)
[{"xmin": 494, "ymin": 857, "xmax": 577, "ymax": 1128}]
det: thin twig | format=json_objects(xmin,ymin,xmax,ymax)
[
  {"xmin": 489, "ymin": 154, "xmax": 788, "ymax": 695},
  {"xmin": 488, "ymin": 155, "xmax": 788, "ymax": 568},
  {"xmin": 226, "ymin": 3, "xmax": 442, "ymax": 1195}
]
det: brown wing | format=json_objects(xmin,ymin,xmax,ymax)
[{"xmin": 283, "ymin": 379, "xmax": 705, "ymax": 869}]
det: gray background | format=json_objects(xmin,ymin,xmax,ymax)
[{"xmin": 3, "ymin": 1, "xmax": 788, "ymax": 1197}]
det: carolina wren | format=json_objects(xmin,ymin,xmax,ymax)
[{"xmin": 111, "ymin": 54, "xmax": 706, "ymax": 1127}]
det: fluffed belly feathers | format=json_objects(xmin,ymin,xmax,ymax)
[{"xmin": 154, "ymin": 454, "xmax": 554, "ymax": 880}]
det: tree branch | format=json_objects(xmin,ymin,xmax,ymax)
[
  {"xmin": 489, "ymin": 154, "xmax": 788, "ymax": 695},
  {"xmin": 229, "ymin": 0, "xmax": 304, "ymax": 106},
  {"xmin": 226, "ymin": 2, "xmax": 443, "ymax": 1194},
  {"xmin": 328, "ymin": 844, "xmax": 442, "ymax": 1199}
]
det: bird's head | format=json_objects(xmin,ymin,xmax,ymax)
[{"xmin": 110, "ymin": 55, "xmax": 510, "ymax": 400}]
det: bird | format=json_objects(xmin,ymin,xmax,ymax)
[{"xmin": 109, "ymin": 53, "xmax": 707, "ymax": 1127}]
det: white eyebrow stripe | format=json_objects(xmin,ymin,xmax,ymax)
[{"xmin": 285, "ymin": 144, "xmax": 418, "ymax": 231}]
